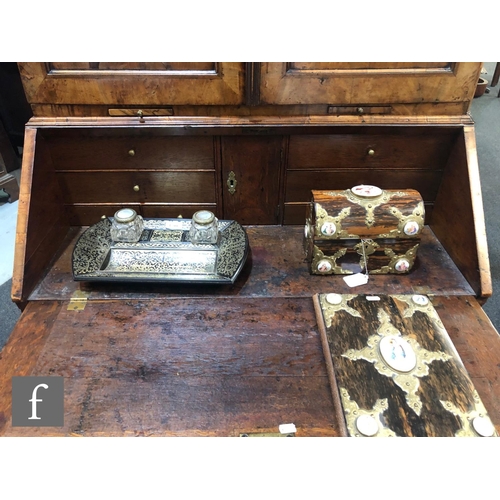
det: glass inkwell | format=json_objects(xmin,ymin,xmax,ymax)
[
  {"xmin": 110, "ymin": 208, "xmax": 144, "ymax": 243},
  {"xmin": 189, "ymin": 210, "xmax": 219, "ymax": 244}
]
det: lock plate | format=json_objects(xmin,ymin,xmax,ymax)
[{"xmin": 227, "ymin": 171, "xmax": 237, "ymax": 194}]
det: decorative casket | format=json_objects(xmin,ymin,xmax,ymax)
[{"xmin": 305, "ymin": 186, "xmax": 424, "ymax": 275}]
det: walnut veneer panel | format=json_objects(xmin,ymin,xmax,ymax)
[
  {"xmin": 260, "ymin": 62, "xmax": 481, "ymax": 112},
  {"xmin": 18, "ymin": 62, "xmax": 245, "ymax": 110}
]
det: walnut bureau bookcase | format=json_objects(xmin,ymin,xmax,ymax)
[{"xmin": 0, "ymin": 62, "xmax": 498, "ymax": 436}]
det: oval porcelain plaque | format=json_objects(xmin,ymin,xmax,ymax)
[
  {"xmin": 379, "ymin": 335, "xmax": 417, "ymax": 373},
  {"xmin": 321, "ymin": 221, "xmax": 337, "ymax": 236},
  {"xmin": 394, "ymin": 258, "xmax": 410, "ymax": 272},
  {"xmin": 472, "ymin": 416, "xmax": 495, "ymax": 437},
  {"xmin": 351, "ymin": 185, "xmax": 383, "ymax": 198},
  {"xmin": 356, "ymin": 415, "xmax": 379, "ymax": 437},
  {"xmin": 404, "ymin": 220, "xmax": 420, "ymax": 236},
  {"xmin": 317, "ymin": 260, "xmax": 332, "ymax": 273}
]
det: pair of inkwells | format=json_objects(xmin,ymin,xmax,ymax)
[{"xmin": 110, "ymin": 208, "xmax": 219, "ymax": 245}]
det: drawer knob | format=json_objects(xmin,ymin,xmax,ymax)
[
  {"xmin": 101, "ymin": 215, "xmax": 107, "ymax": 220},
  {"xmin": 128, "ymin": 149, "xmax": 135, "ymax": 156},
  {"xmin": 367, "ymin": 149, "xmax": 375, "ymax": 156},
  {"xmin": 133, "ymin": 185, "xmax": 140, "ymax": 192},
  {"xmin": 177, "ymin": 214, "xmax": 183, "ymax": 218},
  {"xmin": 357, "ymin": 107, "xmax": 364, "ymax": 114}
]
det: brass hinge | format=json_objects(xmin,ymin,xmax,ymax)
[{"xmin": 67, "ymin": 290, "xmax": 89, "ymax": 311}]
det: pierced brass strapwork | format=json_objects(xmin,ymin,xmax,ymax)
[
  {"xmin": 340, "ymin": 388, "xmax": 396, "ymax": 437},
  {"xmin": 341, "ymin": 308, "xmax": 451, "ymax": 416}
]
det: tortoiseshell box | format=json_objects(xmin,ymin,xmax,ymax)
[
  {"xmin": 304, "ymin": 186, "xmax": 425, "ymax": 275},
  {"xmin": 313, "ymin": 293, "xmax": 498, "ymax": 437}
]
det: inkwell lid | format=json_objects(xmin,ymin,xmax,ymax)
[
  {"xmin": 193, "ymin": 210, "xmax": 215, "ymax": 225},
  {"xmin": 114, "ymin": 208, "xmax": 137, "ymax": 223}
]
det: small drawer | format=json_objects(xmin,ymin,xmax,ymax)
[
  {"xmin": 58, "ymin": 171, "xmax": 216, "ymax": 204},
  {"xmin": 285, "ymin": 170, "xmax": 442, "ymax": 203},
  {"xmin": 65, "ymin": 204, "xmax": 142, "ymax": 226},
  {"xmin": 288, "ymin": 132, "xmax": 457, "ymax": 170},
  {"xmin": 49, "ymin": 136, "xmax": 215, "ymax": 171}
]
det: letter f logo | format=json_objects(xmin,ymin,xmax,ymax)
[{"xmin": 28, "ymin": 383, "xmax": 49, "ymax": 420}]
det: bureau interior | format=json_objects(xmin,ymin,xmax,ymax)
[{"xmin": 14, "ymin": 121, "xmax": 489, "ymax": 306}]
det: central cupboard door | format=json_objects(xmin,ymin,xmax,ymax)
[{"xmin": 221, "ymin": 136, "xmax": 283, "ymax": 224}]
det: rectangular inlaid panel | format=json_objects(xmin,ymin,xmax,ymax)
[{"xmin": 314, "ymin": 293, "xmax": 498, "ymax": 437}]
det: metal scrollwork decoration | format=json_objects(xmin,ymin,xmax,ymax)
[
  {"xmin": 319, "ymin": 293, "xmax": 361, "ymax": 328},
  {"xmin": 340, "ymin": 387, "xmax": 396, "ymax": 437},
  {"xmin": 314, "ymin": 203, "xmax": 356, "ymax": 239},
  {"xmin": 379, "ymin": 201, "xmax": 425, "ymax": 238},
  {"xmin": 339, "ymin": 187, "xmax": 408, "ymax": 228},
  {"xmin": 312, "ymin": 246, "xmax": 351, "ymax": 275},
  {"xmin": 342, "ymin": 308, "xmax": 451, "ymax": 416},
  {"xmin": 369, "ymin": 244, "xmax": 419, "ymax": 274},
  {"xmin": 440, "ymin": 391, "xmax": 498, "ymax": 437}
]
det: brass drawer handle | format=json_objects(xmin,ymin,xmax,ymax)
[
  {"xmin": 128, "ymin": 149, "xmax": 135, "ymax": 156},
  {"xmin": 367, "ymin": 149, "xmax": 375, "ymax": 156},
  {"xmin": 227, "ymin": 171, "xmax": 237, "ymax": 195},
  {"xmin": 133, "ymin": 185, "xmax": 140, "ymax": 192}
]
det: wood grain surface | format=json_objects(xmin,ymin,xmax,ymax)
[
  {"xmin": 28, "ymin": 226, "xmax": 474, "ymax": 303},
  {"xmin": 308, "ymin": 189, "xmax": 424, "ymax": 238},
  {"xmin": 259, "ymin": 62, "xmax": 481, "ymax": 110},
  {"xmin": 0, "ymin": 298, "xmax": 338, "ymax": 436},
  {"xmin": 1, "ymin": 295, "xmax": 498, "ymax": 436}
]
